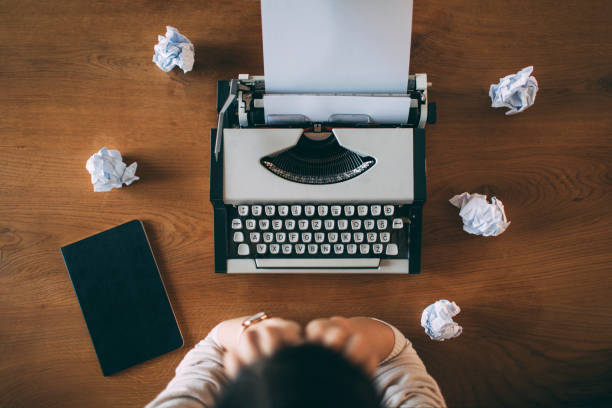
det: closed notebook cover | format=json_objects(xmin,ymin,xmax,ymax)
[{"xmin": 61, "ymin": 220, "xmax": 183, "ymax": 376}]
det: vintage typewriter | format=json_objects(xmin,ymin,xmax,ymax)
[{"xmin": 210, "ymin": 0, "xmax": 435, "ymax": 273}]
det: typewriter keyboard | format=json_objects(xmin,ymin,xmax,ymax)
[{"xmin": 228, "ymin": 204, "xmax": 410, "ymax": 258}]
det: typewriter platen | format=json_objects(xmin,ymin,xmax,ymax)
[{"xmin": 210, "ymin": 0, "xmax": 435, "ymax": 273}]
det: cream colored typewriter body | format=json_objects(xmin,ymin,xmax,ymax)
[{"xmin": 209, "ymin": 0, "xmax": 435, "ymax": 273}]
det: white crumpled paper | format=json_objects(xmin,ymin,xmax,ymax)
[
  {"xmin": 85, "ymin": 147, "xmax": 139, "ymax": 192},
  {"xmin": 450, "ymin": 192, "xmax": 510, "ymax": 237},
  {"xmin": 153, "ymin": 26, "xmax": 194, "ymax": 73},
  {"xmin": 421, "ymin": 300, "xmax": 462, "ymax": 341},
  {"xmin": 489, "ymin": 66, "xmax": 538, "ymax": 115}
]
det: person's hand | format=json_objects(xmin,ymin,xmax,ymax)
[
  {"xmin": 223, "ymin": 317, "xmax": 302, "ymax": 378},
  {"xmin": 305, "ymin": 316, "xmax": 379, "ymax": 375}
]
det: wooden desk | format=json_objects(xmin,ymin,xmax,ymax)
[{"xmin": 1, "ymin": 1, "xmax": 611, "ymax": 406}]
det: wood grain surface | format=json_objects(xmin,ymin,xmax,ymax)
[{"xmin": 1, "ymin": 0, "xmax": 611, "ymax": 407}]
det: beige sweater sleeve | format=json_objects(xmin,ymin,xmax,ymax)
[
  {"xmin": 146, "ymin": 325, "xmax": 228, "ymax": 408},
  {"xmin": 372, "ymin": 320, "xmax": 447, "ymax": 408},
  {"xmin": 146, "ymin": 320, "xmax": 446, "ymax": 408}
]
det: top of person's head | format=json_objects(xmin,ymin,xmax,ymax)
[{"xmin": 216, "ymin": 343, "xmax": 381, "ymax": 408}]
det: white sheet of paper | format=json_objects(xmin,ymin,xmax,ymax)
[
  {"xmin": 85, "ymin": 147, "xmax": 139, "ymax": 192},
  {"xmin": 263, "ymin": 94, "xmax": 412, "ymax": 124},
  {"xmin": 421, "ymin": 300, "xmax": 463, "ymax": 341},
  {"xmin": 261, "ymin": 0, "xmax": 413, "ymax": 94},
  {"xmin": 449, "ymin": 192, "xmax": 511, "ymax": 237}
]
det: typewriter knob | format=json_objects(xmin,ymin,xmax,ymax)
[{"xmin": 427, "ymin": 102, "xmax": 437, "ymax": 124}]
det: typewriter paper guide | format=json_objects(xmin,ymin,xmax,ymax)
[
  {"xmin": 263, "ymin": 94, "xmax": 412, "ymax": 125},
  {"xmin": 223, "ymin": 128, "xmax": 414, "ymax": 204},
  {"xmin": 261, "ymin": 0, "xmax": 413, "ymax": 94}
]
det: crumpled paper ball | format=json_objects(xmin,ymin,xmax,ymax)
[
  {"xmin": 421, "ymin": 300, "xmax": 462, "ymax": 341},
  {"xmin": 449, "ymin": 192, "xmax": 510, "ymax": 237},
  {"xmin": 489, "ymin": 66, "xmax": 538, "ymax": 115},
  {"xmin": 153, "ymin": 26, "xmax": 194, "ymax": 73},
  {"xmin": 85, "ymin": 147, "xmax": 139, "ymax": 192}
]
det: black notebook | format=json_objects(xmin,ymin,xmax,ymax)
[{"xmin": 61, "ymin": 220, "xmax": 183, "ymax": 376}]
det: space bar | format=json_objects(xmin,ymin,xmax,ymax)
[{"xmin": 255, "ymin": 258, "xmax": 380, "ymax": 269}]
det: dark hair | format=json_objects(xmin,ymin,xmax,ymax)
[{"xmin": 216, "ymin": 344, "xmax": 380, "ymax": 408}]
